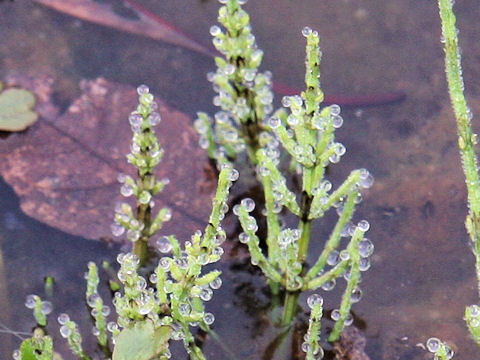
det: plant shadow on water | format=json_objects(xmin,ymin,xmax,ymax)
[{"xmin": 1, "ymin": 0, "xmax": 480, "ymax": 359}]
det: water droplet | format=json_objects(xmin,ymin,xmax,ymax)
[
  {"xmin": 210, "ymin": 25, "xmax": 221, "ymax": 36},
  {"xmin": 60, "ymin": 325, "xmax": 71, "ymax": 338},
  {"xmin": 149, "ymin": 112, "xmax": 161, "ymax": 126},
  {"xmin": 321, "ymin": 279, "xmax": 336, "ymax": 291},
  {"xmin": 200, "ymin": 287, "xmax": 213, "ymax": 301},
  {"xmin": 120, "ymin": 184, "xmax": 133, "ymax": 197},
  {"xmin": 330, "ymin": 104, "xmax": 341, "ymax": 116},
  {"xmin": 327, "ymin": 251, "xmax": 339, "ymax": 266},
  {"xmin": 129, "ymin": 112, "xmax": 143, "ymax": 128},
  {"xmin": 137, "ymin": 84, "xmax": 149, "ymax": 95},
  {"xmin": 87, "ymin": 293, "xmax": 100, "ymax": 307},
  {"xmin": 470, "ymin": 305, "xmax": 480, "ymax": 317},
  {"xmin": 358, "ymin": 239, "xmax": 374, "ymax": 258},
  {"xmin": 41, "ymin": 301, "xmax": 53, "ymax": 315},
  {"xmin": 210, "ymin": 277, "xmax": 222, "ymax": 290},
  {"xmin": 268, "ymin": 117, "xmax": 281, "ymax": 128},
  {"xmin": 426, "ymin": 338, "xmax": 441, "ymax": 353},
  {"xmin": 25, "ymin": 295, "xmax": 37, "ymax": 309},
  {"xmin": 58, "ymin": 313, "xmax": 70, "ymax": 325},
  {"xmin": 302, "ymin": 26, "xmax": 312, "ymax": 37},
  {"xmin": 241, "ymin": 198, "xmax": 256, "ymax": 212},
  {"xmin": 332, "ymin": 115, "xmax": 343, "ymax": 128},
  {"xmin": 307, "ymin": 294, "xmax": 323, "ymax": 309},
  {"xmin": 156, "ymin": 236, "xmax": 172, "ymax": 253},
  {"xmin": 357, "ymin": 220, "xmax": 370, "ymax": 232},
  {"xmin": 204, "ymin": 312, "xmax": 215, "ymax": 325},
  {"xmin": 230, "ymin": 169, "xmax": 240, "ymax": 181},
  {"xmin": 351, "ymin": 287, "xmax": 362, "ymax": 303},
  {"xmin": 331, "ymin": 309, "xmax": 341, "ymax": 321}
]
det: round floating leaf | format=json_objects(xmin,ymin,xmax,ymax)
[
  {"xmin": 112, "ymin": 321, "xmax": 171, "ymax": 360},
  {"xmin": 0, "ymin": 88, "xmax": 38, "ymax": 131}
]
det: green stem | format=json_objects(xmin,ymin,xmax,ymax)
[
  {"xmin": 438, "ymin": 0, "xmax": 480, "ymax": 299},
  {"xmin": 281, "ymin": 291, "xmax": 300, "ymax": 326}
]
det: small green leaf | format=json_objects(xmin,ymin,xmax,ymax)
[
  {"xmin": 20, "ymin": 334, "xmax": 54, "ymax": 360},
  {"xmin": 112, "ymin": 321, "xmax": 171, "ymax": 360},
  {"xmin": 0, "ymin": 88, "xmax": 38, "ymax": 131}
]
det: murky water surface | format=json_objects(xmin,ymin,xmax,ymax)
[{"xmin": 1, "ymin": 0, "xmax": 480, "ymax": 359}]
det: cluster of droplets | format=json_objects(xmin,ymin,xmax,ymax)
[
  {"xmin": 25, "ymin": 294, "xmax": 52, "ymax": 327},
  {"xmin": 426, "ymin": 338, "xmax": 454, "ymax": 360},
  {"xmin": 195, "ymin": 0, "xmax": 275, "ymax": 164},
  {"xmin": 302, "ymin": 294, "xmax": 325, "ymax": 359},
  {"xmin": 111, "ymin": 85, "xmax": 173, "ymax": 245},
  {"xmin": 56, "ymin": 313, "xmax": 88, "ymax": 359}
]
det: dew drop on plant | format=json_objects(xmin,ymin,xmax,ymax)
[
  {"xmin": 359, "ymin": 258, "xmax": 371, "ymax": 272},
  {"xmin": 307, "ymin": 294, "xmax": 323, "ymax": 310},
  {"xmin": 210, "ymin": 25, "xmax": 221, "ymax": 36},
  {"xmin": 330, "ymin": 104, "xmax": 341, "ymax": 116},
  {"xmin": 117, "ymin": 173, "xmax": 126, "ymax": 183},
  {"xmin": 137, "ymin": 84, "xmax": 149, "ymax": 95},
  {"xmin": 87, "ymin": 293, "xmax": 100, "ymax": 307},
  {"xmin": 329, "ymin": 153, "xmax": 340, "ymax": 163},
  {"xmin": 358, "ymin": 238, "xmax": 374, "ymax": 258},
  {"xmin": 25, "ymin": 295, "xmax": 37, "ymax": 309},
  {"xmin": 345, "ymin": 313, "xmax": 354, "ymax": 326},
  {"xmin": 12, "ymin": 350, "xmax": 20, "ymax": 360},
  {"xmin": 351, "ymin": 287, "xmax": 363, "ymax": 303},
  {"xmin": 470, "ymin": 305, "xmax": 480, "ymax": 317},
  {"xmin": 200, "ymin": 288, "xmax": 213, "ymax": 301},
  {"xmin": 426, "ymin": 338, "xmax": 441, "ymax": 353},
  {"xmin": 339, "ymin": 250, "xmax": 350, "ymax": 261},
  {"xmin": 239, "ymin": 232, "xmax": 250, "ymax": 244},
  {"xmin": 224, "ymin": 64, "xmax": 236, "ymax": 75},
  {"xmin": 301, "ymin": 341, "xmax": 310, "ymax": 352},
  {"xmin": 230, "ymin": 168, "xmax": 240, "ymax": 181},
  {"xmin": 107, "ymin": 322, "xmax": 118, "ymax": 333},
  {"xmin": 357, "ymin": 220, "xmax": 370, "ymax": 232},
  {"xmin": 60, "ymin": 325, "xmax": 72, "ymax": 338},
  {"xmin": 41, "ymin": 301, "xmax": 53, "ymax": 315},
  {"xmin": 129, "ymin": 112, "xmax": 143, "ymax": 128},
  {"xmin": 268, "ymin": 117, "xmax": 281, "ymax": 128},
  {"xmin": 204, "ymin": 312, "xmax": 215, "ymax": 325},
  {"xmin": 120, "ymin": 184, "xmax": 133, "ymax": 197},
  {"xmin": 331, "ymin": 309, "xmax": 341, "ymax": 321},
  {"xmin": 58, "ymin": 313, "xmax": 70, "ymax": 325},
  {"xmin": 92, "ymin": 327, "xmax": 100, "ymax": 336},
  {"xmin": 210, "ymin": 277, "xmax": 222, "ymax": 290},
  {"xmin": 359, "ymin": 169, "xmax": 374, "ymax": 188},
  {"xmin": 179, "ymin": 303, "xmax": 191, "ymax": 316},
  {"xmin": 126, "ymin": 229, "xmax": 140, "ymax": 242},
  {"xmin": 302, "ymin": 26, "xmax": 312, "ymax": 37},
  {"xmin": 332, "ymin": 115, "xmax": 343, "ymax": 128},
  {"xmin": 321, "ymin": 279, "xmax": 336, "ymax": 291},
  {"xmin": 102, "ymin": 305, "xmax": 111, "ymax": 316},
  {"xmin": 137, "ymin": 276, "xmax": 147, "ymax": 290},
  {"xmin": 327, "ymin": 250, "xmax": 339, "ymax": 266},
  {"xmin": 149, "ymin": 112, "xmax": 161, "ymax": 126},
  {"xmin": 156, "ymin": 236, "xmax": 172, "ymax": 254},
  {"xmin": 241, "ymin": 198, "xmax": 256, "ymax": 212},
  {"xmin": 159, "ymin": 257, "xmax": 171, "ymax": 270}
]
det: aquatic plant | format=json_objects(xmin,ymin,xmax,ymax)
[
  {"xmin": 424, "ymin": 0, "xmax": 480, "ymax": 358},
  {"xmin": 196, "ymin": 0, "xmax": 373, "ymax": 344},
  {"xmin": 111, "ymin": 84, "xmax": 169, "ymax": 266},
  {"xmin": 14, "ymin": 86, "xmax": 235, "ymax": 360}
]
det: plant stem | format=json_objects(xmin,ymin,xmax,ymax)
[{"xmin": 438, "ymin": 0, "xmax": 480, "ymax": 298}]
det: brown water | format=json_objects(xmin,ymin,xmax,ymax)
[{"xmin": 1, "ymin": 0, "xmax": 480, "ymax": 359}]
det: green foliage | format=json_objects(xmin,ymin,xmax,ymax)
[
  {"xmin": 0, "ymin": 87, "xmax": 38, "ymax": 131},
  {"xmin": 196, "ymin": 0, "xmax": 373, "ymax": 341},
  {"xmin": 18, "ymin": 329, "xmax": 54, "ymax": 360},
  {"xmin": 112, "ymin": 321, "xmax": 170, "ymax": 360},
  {"xmin": 426, "ymin": 338, "xmax": 454, "ymax": 360},
  {"xmin": 112, "ymin": 85, "xmax": 170, "ymax": 266}
]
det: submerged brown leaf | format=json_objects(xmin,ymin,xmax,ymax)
[{"xmin": 0, "ymin": 75, "xmax": 215, "ymax": 242}]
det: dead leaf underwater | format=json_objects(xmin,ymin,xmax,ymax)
[{"xmin": 0, "ymin": 75, "xmax": 215, "ymax": 242}]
